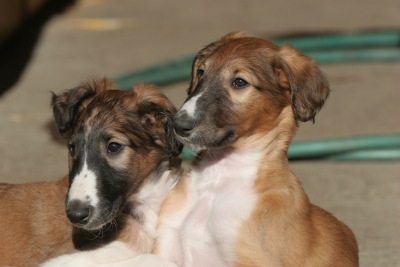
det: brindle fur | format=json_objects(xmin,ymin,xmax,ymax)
[{"xmin": 0, "ymin": 79, "xmax": 180, "ymax": 266}]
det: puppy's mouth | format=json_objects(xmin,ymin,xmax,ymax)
[
  {"xmin": 84, "ymin": 207, "xmax": 120, "ymax": 231},
  {"xmin": 67, "ymin": 198, "xmax": 123, "ymax": 231},
  {"xmin": 210, "ymin": 130, "xmax": 235, "ymax": 147},
  {"xmin": 176, "ymin": 128, "xmax": 236, "ymax": 152}
]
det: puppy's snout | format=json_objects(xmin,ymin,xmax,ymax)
[
  {"xmin": 173, "ymin": 115, "xmax": 195, "ymax": 137},
  {"xmin": 66, "ymin": 200, "xmax": 93, "ymax": 226}
]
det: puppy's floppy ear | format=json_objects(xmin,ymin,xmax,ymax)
[
  {"xmin": 139, "ymin": 102, "xmax": 183, "ymax": 158},
  {"xmin": 51, "ymin": 78, "xmax": 115, "ymax": 135},
  {"xmin": 164, "ymin": 116, "xmax": 183, "ymax": 158},
  {"xmin": 189, "ymin": 32, "xmax": 246, "ymax": 94},
  {"xmin": 278, "ymin": 44, "xmax": 330, "ymax": 122},
  {"xmin": 134, "ymin": 84, "xmax": 183, "ymax": 157},
  {"xmin": 51, "ymin": 86, "xmax": 96, "ymax": 135}
]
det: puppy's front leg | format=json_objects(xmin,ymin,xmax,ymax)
[
  {"xmin": 40, "ymin": 241, "xmax": 137, "ymax": 267},
  {"xmin": 96, "ymin": 254, "xmax": 178, "ymax": 267}
]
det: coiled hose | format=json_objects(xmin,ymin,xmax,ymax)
[
  {"xmin": 177, "ymin": 135, "xmax": 400, "ymax": 161},
  {"xmin": 288, "ymin": 135, "xmax": 400, "ymax": 161}
]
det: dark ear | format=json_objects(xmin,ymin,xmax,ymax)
[
  {"xmin": 51, "ymin": 86, "xmax": 96, "ymax": 135},
  {"xmin": 52, "ymin": 79, "xmax": 115, "ymax": 135},
  {"xmin": 278, "ymin": 44, "xmax": 330, "ymax": 122},
  {"xmin": 133, "ymin": 84, "xmax": 182, "ymax": 157},
  {"xmin": 165, "ymin": 116, "xmax": 183, "ymax": 158},
  {"xmin": 189, "ymin": 32, "xmax": 246, "ymax": 94},
  {"xmin": 138, "ymin": 102, "xmax": 183, "ymax": 158}
]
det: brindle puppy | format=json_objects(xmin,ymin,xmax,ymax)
[{"xmin": 0, "ymin": 79, "xmax": 181, "ymax": 267}]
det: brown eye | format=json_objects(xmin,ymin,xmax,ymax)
[
  {"xmin": 107, "ymin": 142, "xmax": 122, "ymax": 154},
  {"xmin": 68, "ymin": 143, "xmax": 75, "ymax": 157},
  {"xmin": 197, "ymin": 69, "xmax": 204, "ymax": 78},
  {"xmin": 232, "ymin": 78, "xmax": 248, "ymax": 89}
]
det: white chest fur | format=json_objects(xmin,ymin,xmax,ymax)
[
  {"xmin": 166, "ymin": 150, "xmax": 262, "ymax": 267},
  {"xmin": 135, "ymin": 170, "xmax": 177, "ymax": 240}
]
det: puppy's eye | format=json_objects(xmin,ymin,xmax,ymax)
[
  {"xmin": 197, "ymin": 69, "xmax": 205, "ymax": 78},
  {"xmin": 107, "ymin": 142, "xmax": 122, "ymax": 154},
  {"xmin": 68, "ymin": 144, "xmax": 75, "ymax": 157},
  {"xmin": 232, "ymin": 78, "xmax": 248, "ymax": 89}
]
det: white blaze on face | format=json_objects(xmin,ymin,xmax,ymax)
[
  {"xmin": 180, "ymin": 92, "xmax": 203, "ymax": 118},
  {"xmin": 68, "ymin": 155, "xmax": 99, "ymax": 207}
]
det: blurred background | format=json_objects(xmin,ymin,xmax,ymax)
[{"xmin": 0, "ymin": 0, "xmax": 399, "ymax": 266}]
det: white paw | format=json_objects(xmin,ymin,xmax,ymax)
[
  {"xmin": 40, "ymin": 254, "xmax": 95, "ymax": 267},
  {"xmin": 131, "ymin": 254, "xmax": 178, "ymax": 267},
  {"xmin": 101, "ymin": 254, "xmax": 178, "ymax": 267}
]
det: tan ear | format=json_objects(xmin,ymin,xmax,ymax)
[
  {"xmin": 279, "ymin": 44, "xmax": 330, "ymax": 122},
  {"xmin": 85, "ymin": 78, "xmax": 117, "ymax": 93},
  {"xmin": 188, "ymin": 32, "xmax": 246, "ymax": 94},
  {"xmin": 133, "ymin": 84, "xmax": 182, "ymax": 157},
  {"xmin": 132, "ymin": 83, "xmax": 176, "ymax": 117}
]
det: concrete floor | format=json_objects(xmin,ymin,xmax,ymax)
[{"xmin": 0, "ymin": 0, "xmax": 399, "ymax": 266}]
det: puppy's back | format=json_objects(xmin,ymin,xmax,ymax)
[
  {"xmin": 307, "ymin": 205, "xmax": 358, "ymax": 266},
  {"xmin": 0, "ymin": 177, "xmax": 74, "ymax": 266}
]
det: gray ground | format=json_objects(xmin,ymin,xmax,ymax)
[{"xmin": 0, "ymin": 0, "xmax": 399, "ymax": 266}]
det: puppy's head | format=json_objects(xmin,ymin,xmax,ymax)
[
  {"xmin": 174, "ymin": 33, "xmax": 329, "ymax": 151},
  {"xmin": 52, "ymin": 78, "xmax": 179, "ymax": 230}
]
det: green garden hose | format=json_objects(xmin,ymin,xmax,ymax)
[
  {"xmin": 326, "ymin": 148, "xmax": 400, "ymax": 161},
  {"xmin": 288, "ymin": 135, "xmax": 400, "ymax": 161},
  {"xmin": 178, "ymin": 135, "xmax": 400, "ymax": 161},
  {"xmin": 273, "ymin": 31, "xmax": 400, "ymax": 51}
]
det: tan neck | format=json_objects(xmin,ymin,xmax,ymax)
[{"xmin": 236, "ymin": 106, "xmax": 296, "ymax": 159}]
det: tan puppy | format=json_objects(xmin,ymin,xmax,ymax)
[
  {"xmin": 0, "ymin": 177, "xmax": 72, "ymax": 266},
  {"xmin": 154, "ymin": 33, "xmax": 359, "ymax": 266},
  {"xmin": 0, "ymin": 79, "xmax": 181, "ymax": 267}
]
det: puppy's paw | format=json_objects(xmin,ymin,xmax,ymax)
[
  {"xmin": 125, "ymin": 254, "xmax": 178, "ymax": 267},
  {"xmin": 40, "ymin": 254, "xmax": 95, "ymax": 267}
]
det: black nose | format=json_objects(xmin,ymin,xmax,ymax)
[
  {"xmin": 173, "ymin": 117, "xmax": 195, "ymax": 137},
  {"xmin": 66, "ymin": 200, "xmax": 93, "ymax": 225}
]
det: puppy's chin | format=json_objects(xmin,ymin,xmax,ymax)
[
  {"xmin": 174, "ymin": 135, "xmax": 205, "ymax": 153},
  {"xmin": 76, "ymin": 212, "xmax": 115, "ymax": 231},
  {"xmin": 77, "ymin": 219, "xmax": 110, "ymax": 231},
  {"xmin": 78, "ymin": 200, "xmax": 123, "ymax": 231},
  {"xmin": 185, "ymin": 143, "xmax": 207, "ymax": 154}
]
